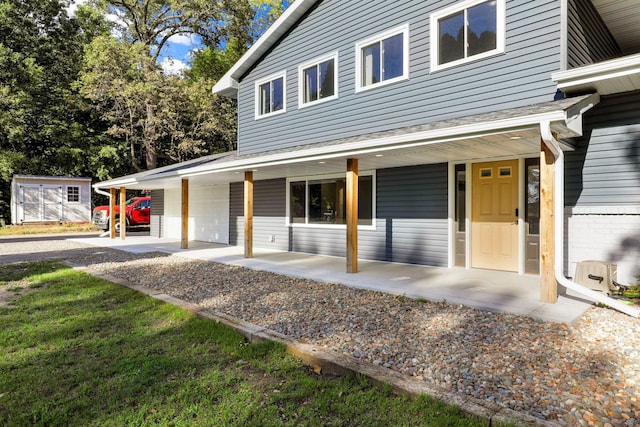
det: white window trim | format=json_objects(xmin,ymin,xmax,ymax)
[
  {"xmin": 355, "ymin": 24, "xmax": 410, "ymax": 93},
  {"xmin": 298, "ymin": 51, "xmax": 339, "ymax": 109},
  {"xmin": 66, "ymin": 185, "xmax": 81, "ymax": 204},
  {"xmin": 285, "ymin": 171, "xmax": 377, "ymax": 231},
  {"xmin": 254, "ymin": 70, "xmax": 287, "ymax": 120},
  {"xmin": 430, "ymin": 0, "xmax": 506, "ymax": 72}
]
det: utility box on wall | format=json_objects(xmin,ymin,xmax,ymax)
[{"xmin": 10, "ymin": 175, "xmax": 92, "ymax": 224}]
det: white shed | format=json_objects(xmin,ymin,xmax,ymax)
[{"xmin": 10, "ymin": 175, "xmax": 92, "ymax": 224}]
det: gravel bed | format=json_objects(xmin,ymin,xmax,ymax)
[{"xmin": 2, "ymin": 238, "xmax": 639, "ymax": 426}]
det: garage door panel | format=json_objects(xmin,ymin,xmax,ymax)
[{"xmin": 189, "ymin": 185, "xmax": 229, "ymax": 244}]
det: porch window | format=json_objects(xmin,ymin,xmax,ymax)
[
  {"xmin": 299, "ymin": 53, "xmax": 338, "ymax": 107},
  {"xmin": 430, "ymin": 0, "xmax": 505, "ymax": 71},
  {"xmin": 355, "ymin": 25, "xmax": 409, "ymax": 91},
  {"xmin": 67, "ymin": 186, "xmax": 80, "ymax": 203},
  {"xmin": 525, "ymin": 158, "xmax": 540, "ymax": 235},
  {"xmin": 255, "ymin": 72, "xmax": 286, "ymax": 118},
  {"xmin": 288, "ymin": 174, "xmax": 374, "ymax": 226}
]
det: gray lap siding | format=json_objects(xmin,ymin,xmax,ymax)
[
  {"xmin": 237, "ymin": 0, "xmax": 561, "ymax": 156},
  {"xmin": 229, "ymin": 163, "xmax": 449, "ymax": 267},
  {"xmin": 565, "ymin": 91, "xmax": 640, "ymax": 207}
]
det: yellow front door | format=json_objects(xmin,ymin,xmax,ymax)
[{"xmin": 471, "ymin": 160, "xmax": 519, "ymax": 271}]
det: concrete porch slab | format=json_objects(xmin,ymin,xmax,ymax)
[{"xmin": 70, "ymin": 236, "xmax": 593, "ymax": 324}]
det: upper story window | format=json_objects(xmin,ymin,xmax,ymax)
[
  {"xmin": 255, "ymin": 71, "xmax": 286, "ymax": 119},
  {"xmin": 66, "ymin": 186, "xmax": 80, "ymax": 203},
  {"xmin": 299, "ymin": 52, "xmax": 338, "ymax": 107},
  {"xmin": 355, "ymin": 24, "xmax": 409, "ymax": 92},
  {"xmin": 430, "ymin": 0, "xmax": 505, "ymax": 72}
]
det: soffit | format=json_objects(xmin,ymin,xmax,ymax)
[{"xmin": 591, "ymin": 0, "xmax": 640, "ymax": 55}]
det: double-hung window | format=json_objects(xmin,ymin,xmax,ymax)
[
  {"xmin": 288, "ymin": 174, "xmax": 375, "ymax": 227},
  {"xmin": 66, "ymin": 186, "xmax": 80, "ymax": 203},
  {"xmin": 255, "ymin": 71, "xmax": 286, "ymax": 118},
  {"xmin": 355, "ymin": 25, "xmax": 409, "ymax": 91},
  {"xmin": 299, "ymin": 52, "xmax": 338, "ymax": 107},
  {"xmin": 430, "ymin": 0, "xmax": 505, "ymax": 71}
]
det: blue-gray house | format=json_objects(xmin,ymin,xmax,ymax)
[{"xmin": 94, "ymin": 0, "xmax": 640, "ymax": 314}]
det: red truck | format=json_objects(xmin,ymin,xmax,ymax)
[{"xmin": 92, "ymin": 196, "xmax": 151, "ymax": 231}]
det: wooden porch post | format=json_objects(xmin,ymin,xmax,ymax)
[
  {"xmin": 119, "ymin": 187, "xmax": 126, "ymax": 240},
  {"xmin": 109, "ymin": 188, "xmax": 117, "ymax": 239},
  {"xmin": 181, "ymin": 178, "xmax": 189, "ymax": 249},
  {"xmin": 346, "ymin": 159, "xmax": 358, "ymax": 273},
  {"xmin": 540, "ymin": 139, "xmax": 557, "ymax": 303},
  {"xmin": 244, "ymin": 171, "xmax": 253, "ymax": 258}
]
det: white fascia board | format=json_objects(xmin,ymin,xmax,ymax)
[
  {"xmin": 552, "ymin": 53, "xmax": 640, "ymax": 89},
  {"xmin": 179, "ymin": 109, "xmax": 589, "ymax": 178},
  {"xmin": 212, "ymin": 0, "xmax": 318, "ymax": 97},
  {"xmin": 211, "ymin": 75, "xmax": 239, "ymax": 98},
  {"xmin": 93, "ymin": 178, "xmax": 139, "ymax": 189}
]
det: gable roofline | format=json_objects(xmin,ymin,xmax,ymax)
[{"xmin": 212, "ymin": 0, "xmax": 319, "ymax": 98}]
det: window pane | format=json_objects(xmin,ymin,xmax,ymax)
[
  {"xmin": 358, "ymin": 176, "xmax": 373, "ymax": 226},
  {"xmin": 67, "ymin": 187, "xmax": 79, "ymax": 203},
  {"xmin": 382, "ymin": 33, "xmax": 404, "ymax": 81},
  {"xmin": 318, "ymin": 59, "xmax": 335, "ymax": 99},
  {"xmin": 362, "ymin": 43, "xmax": 381, "ymax": 86},
  {"xmin": 289, "ymin": 181, "xmax": 306, "ymax": 223},
  {"xmin": 308, "ymin": 179, "xmax": 346, "ymax": 224},
  {"xmin": 260, "ymin": 82, "xmax": 271, "ymax": 114},
  {"xmin": 455, "ymin": 165, "xmax": 466, "ymax": 232},
  {"xmin": 526, "ymin": 160, "xmax": 540, "ymax": 235},
  {"xmin": 304, "ymin": 66, "xmax": 318, "ymax": 103},
  {"xmin": 468, "ymin": 0, "xmax": 497, "ymax": 57},
  {"xmin": 439, "ymin": 12, "xmax": 464, "ymax": 65},
  {"xmin": 271, "ymin": 77, "xmax": 284, "ymax": 112}
]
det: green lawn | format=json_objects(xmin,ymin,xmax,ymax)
[{"xmin": 0, "ymin": 261, "xmax": 487, "ymax": 427}]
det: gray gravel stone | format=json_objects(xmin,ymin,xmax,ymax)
[{"xmin": 2, "ymin": 236, "xmax": 639, "ymax": 426}]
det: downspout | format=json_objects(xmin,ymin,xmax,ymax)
[
  {"xmin": 540, "ymin": 121, "xmax": 640, "ymax": 318},
  {"xmin": 94, "ymin": 187, "xmax": 111, "ymax": 238}
]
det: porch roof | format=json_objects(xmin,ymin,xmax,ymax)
[{"xmin": 93, "ymin": 93, "xmax": 599, "ymax": 191}]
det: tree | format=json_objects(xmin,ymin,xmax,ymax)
[
  {"xmin": 97, "ymin": 0, "xmax": 255, "ymax": 60},
  {"xmin": 0, "ymin": 0, "xmax": 117, "ymax": 222}
]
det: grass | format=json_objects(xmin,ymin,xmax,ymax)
[
  {"xmin": 0, "ymin": 223, "xmax": 99, "ymax": 236},
  {"xmin": 0, "ymin": 261, "xmax": 488, "ymax": 427}
]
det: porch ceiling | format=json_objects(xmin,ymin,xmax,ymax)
[{"xmin": 121, "ymin": 127, "xmax": 544, "ymax": 190}]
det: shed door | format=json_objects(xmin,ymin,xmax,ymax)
[
  {"xmin": 471, "ymin": 160, "xmax": 519, "ymax": 271},
  {"xmin": 43, "ymin": 186, "xmax": 62, "ymax": 221},
  {"xmin": 21, "ymin": 186, "xmax": 42, "ymax": 222}
]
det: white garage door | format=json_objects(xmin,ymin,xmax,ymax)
[
  {"xmin": 189, "ymin": 184, "xmax": 229, "ymax": 244},
  {"xmin": 163, "ymin": 185, "xmax": 229, "ymax": 244},
  {"xmin": 163, "ymin": 188, "xmax": 182, "ymax": 239}
]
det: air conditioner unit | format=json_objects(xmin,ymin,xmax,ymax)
[{"xmin": 574, "ymin": 260, "xmax": 621, "ymax": 294}]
